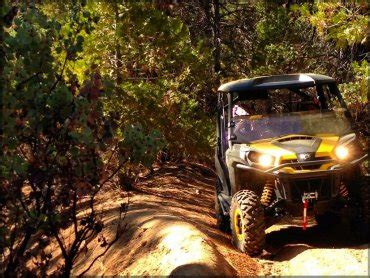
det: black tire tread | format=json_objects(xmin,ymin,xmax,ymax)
[{"xmin": 230, "ymin": 190, "xmax": 265, "ymax": 255}]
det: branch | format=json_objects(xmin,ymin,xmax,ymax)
[
  {"xmin": 72, "ymin": 189, "xmax": 78, "ymax": 236},
  {"xmin": 77, "ymin": 194, "xmax": 129, "ymax": 277},
  {"xmin": 103, "ymin": 142, "xmax": 119, "ymax": 173},
  {"xmin": 17, "ymin": 195, "xmax": 31, "ymax": 218},
  {"xmin": 17, "ymin": 145, "xmax": 28, "ymax": 161},
  {"xmin": 16, "ymin": 72, "xmax": 41, "ymax": 90},
  {"xmin": 99, "ymin": 157, "xmax": 128, "ymax": 187},
  {"xmin": 69, "ymin": 225, "xmax": 92, "ymax": 264},
  {"xmin": 49, "ymin": 216, "xmax": 69, "ymax": 261},
  {"xmin": 49, "ymin": 55, "xmax": 68, "ymax": 92}
]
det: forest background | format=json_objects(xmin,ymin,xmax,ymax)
[{"xmin": 1, "ymin": 0, "xmax": 368, "ymax": 276}]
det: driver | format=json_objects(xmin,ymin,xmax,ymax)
[
  {"xmin": 253, "ymin": 99, "xmax": 276, "ymax": 138},
  {"xmin": 234, "ymin": 100, "xmax": 272, "ymax": 141},
  {"xmin": 233, "ymin": 102, "xmax": 250, "ymax": 116}
]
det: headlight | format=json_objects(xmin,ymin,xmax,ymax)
[
  {"xmin": 259, "ymin": 154, "xmax": 274, "ymax": 167},
  {"xmin": 247, "ymin": 151, "xmax": 275, "ymax": 167},
  {"xmin": 335, "ymin": 145, "xmax": 349, "ymax": 160}
]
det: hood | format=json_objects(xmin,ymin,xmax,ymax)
[
  {"xmin": 245, "ymin": 134, "xmax": 340, "ymax": 161},
  {"xmin": 272, "ymin": 135, "xmax": 322, "ymax": 153}
]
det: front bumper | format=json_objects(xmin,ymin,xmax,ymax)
[{"xmin": 236, "ymin": 153, "xmax": 368, "ymax": 178}]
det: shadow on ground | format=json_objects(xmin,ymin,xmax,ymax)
[{"xmin": 70, "ymin": 162, "xmax": 368, "ymax": 276}]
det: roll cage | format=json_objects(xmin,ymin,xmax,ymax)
[{"xmin": 216, "ymin": 74, "xmax": 352, "ymax": 151}]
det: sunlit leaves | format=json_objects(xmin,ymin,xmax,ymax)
[
  {"xmin": 339, "ymin": 60, "xmax": 368, "ymax": 105},
  {"xmin": 295, "ymin": 2, "xmax": 368, "ymax": 48}
]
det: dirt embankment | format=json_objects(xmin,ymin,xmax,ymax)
[
  {"xmin": 45, "ymin": 162, "xmax": 368, "ymax": 276},
  {"xmin": 68, "ymin": 163, "xmax": 258, "ymax": 276}
]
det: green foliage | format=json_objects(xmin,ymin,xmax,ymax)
[
  {"xmin": 122, "ymin": 124, "xmax": 165, "ymax": 167},
  {"xmin": 297, "ymin": 2, "xmax": 368, "ymax": 48},
  {"xmin": 339, "ymin": 60, "xmax": 368, "ymax": 106},
  {"xmin": 292, "ymin": 1, "xmax": 368, "ymax": 137},
  {"xmin": 1, "ymin": 0, "xmax": 368, "ymax": 273},
  {"xmin": 1, "ymin": 2, "xmax": 147, "ymax": 275},
  {"xmin": 38, "ymin": 0, "xmax": 367, "ymax": 161},
  {"xmin": 1, "ymin": 2, "xmax": 105, "ymax": 274},
  {"xmin": 339, "ymin": 61, "xmax": 368, "ymax": 138},
  {"xmin": 83, "ymin": 2, "xmax": 216, "ymax": 160}
]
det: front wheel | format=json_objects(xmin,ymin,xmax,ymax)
[{"xmin": 230, "ymin": 190, "xmax": 265, "ymax": 255}]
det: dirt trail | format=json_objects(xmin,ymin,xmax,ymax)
[
  {"xmin": 67, "ymin": 162, "xmax": 368, "ymax": 276},
  {"xmin": 69, "ymin": 163, "xmax": 258, "ymax": 276},
  {"xmin": 260, "ymin": 219, "xmax": 369, "ymax": 275}
]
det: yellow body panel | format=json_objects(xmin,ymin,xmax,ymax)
[
  {"xmin": 316, "ymin": 136, "xmax": 339, "ymax": 156},
  {"xmin": 244, "ymin": 134, "xmax": 340, "ymax": 172}
]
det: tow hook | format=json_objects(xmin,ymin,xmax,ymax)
[{"xmin": 302, "ymin": 192, "xmax": 318, "ymax": 230}]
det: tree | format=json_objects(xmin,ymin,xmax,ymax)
[
  {"xmin": 72, "ymin": 1, "xmax": 216, "ymax": 161},
  {"xmin": 294, "ymin": 1, "xmax": 368, "ymax": 138},
  {"xmin": 1, "ymin": 1, "xmax": 368, "ymax": 274}
]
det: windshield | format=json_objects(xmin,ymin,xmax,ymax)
[
  {"xmin": 230, "ymin": 85, "xmax": 352, "ymax": 142},
  {"xmin": 233, "ymin": 110, "xmax": 351, "ymax": 142}
]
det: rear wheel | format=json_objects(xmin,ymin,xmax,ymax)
[
  {"xmin": 360, "ymin": 177, "xmax": 369, "ymax": 239},
  {"xmin": 352, "ymin": 176, "xmax": 370, "ymax": 240},
  {"xmin": 344, "ymin": 173, "xmax": 369, "ymax": 241},
  {"xmin": 215, "ymin": 180, "xmax": 230, "ymax": 232},
  {"xmin": 230, "ymin": 190, "xmax": 265, "ymax": 255}
]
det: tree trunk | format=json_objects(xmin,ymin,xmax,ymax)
[
  {"xmin": 4, "ymin": 231, "xmax": 33, "ymax": 275},
  {"xmin": 114, "ymin": 1, "xmax": 123, "ymax": 86},
  {"xmin": 0, "ymin": 0, "xmax": 5, "ymax": 148},
  {"xmin": 212, "ymin": 0, "xmax": 221, "ymax": 86},
  {"xmin": 62, "ymin": 259, "xmax": 73, "ymax": 278}
]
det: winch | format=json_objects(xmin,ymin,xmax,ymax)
[{"xmin": 302, "ymin": 192, "xmax": 318, "ymax": 230}]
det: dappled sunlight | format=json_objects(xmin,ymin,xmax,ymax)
[
  {"xmin": 160, "ymin": 224, "xmax": 206, "ymax": 265},
  {"xmin": 117, "ymin": 218, "xmax": 236, "ymax": 276},
  {"xmin": 275, "ymin": 247, "xmax": 369, "ymax": 276}
]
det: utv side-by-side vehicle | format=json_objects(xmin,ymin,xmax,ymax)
[{"xmin": 214, "ymin": 74, "xmax": 369, "ymax": 255}]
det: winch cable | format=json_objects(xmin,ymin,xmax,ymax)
[{"xmin": 303, "ymin": 199, "xmax": 308, "ymax": 230}]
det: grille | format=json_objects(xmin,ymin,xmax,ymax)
[
  {"xmin": 289, "ymin": 177, "xmax": 332, "ymax": 202},
  {"xmin": 276, "ymin": 135, "xmax": 314, "ymax": 142},
  {"xmin": 280, "ymin": 156, "xmax": 331, "ymax": 170}
]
